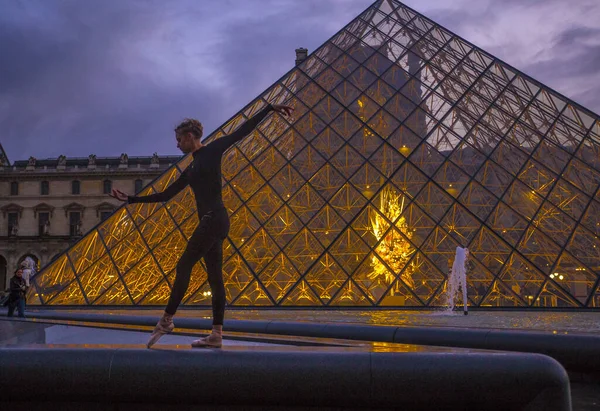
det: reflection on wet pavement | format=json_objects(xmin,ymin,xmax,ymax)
[{"xmin": 39, "ymin": 308, "xmax": 600, "ymax": 334}]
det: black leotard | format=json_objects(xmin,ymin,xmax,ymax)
[{"xmin": 127, "ymin": 104, "xmax": 274, "ymax": 212}]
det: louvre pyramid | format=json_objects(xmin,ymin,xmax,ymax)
[{"xmin": 28, "ymin": 0, "xmax": 600, "ymax": 308}]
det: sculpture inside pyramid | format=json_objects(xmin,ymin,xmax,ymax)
[{"xmin": 27, "ymin": 0, "xmax": 600, "ymax": 308}]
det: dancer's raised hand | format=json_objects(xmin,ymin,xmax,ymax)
[
  {"xmin": 110, "ymin": 188, "xmax": 129, "ymax": 202},
  {"xmin": 272, "ymin": 104, "xmax": 294, "ymax": 117}
]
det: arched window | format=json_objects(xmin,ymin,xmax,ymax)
[
  {"xmin": 103, "ymin": 179, "xmax": 112, "ymax": 194},
  {"xmin": 72, "ymin": 180, "xmax": 81, "ymax": 195}
]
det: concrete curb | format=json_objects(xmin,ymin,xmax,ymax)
[
  {"xmin": 0, "ymin": 348, "xmax": 571, "ymax": 411},
  {"xmin": 24, "ymin": 310, "xmax": 600, "ymax": 374}
]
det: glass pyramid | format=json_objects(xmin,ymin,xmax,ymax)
[{"xmin": 28, "ymin": 0, "xmax": 600, "ymax": 308}]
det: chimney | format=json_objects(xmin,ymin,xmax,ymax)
[{"xmin": 295, "ymin": 47, "xmax": 308, "ymax": 66}]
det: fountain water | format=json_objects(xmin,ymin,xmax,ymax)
[{"xmin": 446, "ymin": 247, "xmax": 469, "ymax": 315}]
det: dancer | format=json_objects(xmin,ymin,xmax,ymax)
[{"xmin": 110, "ymin": 102, "xmax": 293, "ymax": 348}]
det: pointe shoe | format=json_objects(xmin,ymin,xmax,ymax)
[
  {"xmin": 147, "ymin": 317, "xmax": 174, "ymax": 348},
  {"xmin": 191, "ymin": 332, "xmax": 222, "ymax": 348}
]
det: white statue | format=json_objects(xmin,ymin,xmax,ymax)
[{"xmin": 20, "ymin": 256, "xmax": 37, "ymax": 287}]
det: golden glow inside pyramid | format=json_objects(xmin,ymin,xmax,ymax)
[{"xmin": 28, "ymin": 0, "xmax": 600, "ymax": 308}]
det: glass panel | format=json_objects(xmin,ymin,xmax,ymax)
[
  {"xmin": 449, "ymin": 141, "xmax": 486, "ymax": 177},
  {"xmin": 252, "ymin": 146, "xmax": 287, "ymax": 181},
  {"xmin": 469, "ymin": 227, "xmax": 512, "ymax": 274},
  {"xmin": 353, "ymin": 252, "xmax": 396, "ymax": 304},
  {"xmin": 33, "ymin": 255, "xmax": 75, "ymax": 304},
  {"xmin": 486, "ymin": 202, "xmax": 528, "ymax": 247},
  {"xmin": 548, "ymin": 178, "xmax": 590, "ymax": 221},
  {"xmin": 562, "ymin": 157, "xmax": 600, "ymax": 196},
  {"xmin": 350, "ymin": 162, "xmax": 385, "ymax": 200},
  {"xmin": 230, "ymin": 165, "xmax": 267, "ymax": 201},
  {"xmin": 233, "ymin": 281, "xmax": 273, "ymax": 306},
  {"xmin": 315, "ymin": 67, "xmax": 344, "ymax": 92},
  {"xmin": 414, "ymin": 181, "xmax": 454, "ymax": 222},
  {"xmin": 329, "ymin": 144, "xmax": 365, "ymax": 180},
  {"xmin": 93, "ymin": 277, "xmax": 132, "ymax": 306},
  {"xmin": 78, "ymin": 254, "xmax": 119, "ymax": 304},
  {"xmin": 441, "ymin": 203, "xmax": 480, "ymax": 245},
  {"xmin": 284, "ymin": 228, "xmax": 324, "ymax": 274},
  {"xmin": 498, "ymin": 253, "xmax": 545, "ymax": 304},
  {"xmin": 534, "ymin": 280, "xmax": 581, "ymax": 308},
  {"xmin": 475, "ymin": 160, "xmax": 513, "ymax": 198},
  {"xmin": 409, "ymin": 142, "xmax": 445, "ymax": 177},
  {"xmin": 390, "ymin": 161, "xmax": 428, "ymax": 199},
  {"xmin": 222, "ymin": 253, "xmax": 254, "ymax": 303},
  {"xmin": 308, "ymin": 205, "xmax": 346, "ymax": 248},
  {"xmin": 122, "ymin": 254, "xmax": 165, "ymax": 303},
  {"xmin": 433, "ymin": 160, "xmax": 470, "ymax": 199},
  {"xmin": 348, "ymin": 66, "xmax": 378, "ymax": 91},
  {"xmin": 181, "ymin": 264, "xmax": 209, "ymax": 304},
  {"xmin": 273, "ymin": 130, "xmax": 307, "ymax": 160},
  {"xmin": 330, "ymin": 280, "xmax": 371, "ymax": 306},
  {"xmin": 68, "ymin": 231, "xmax": 106, "ymax": 274},
  {"xmin": 264, "ymin": 206, "xmax": 303, "ymax": 250},
  {"xmin": 167, "ymin": 186, "xmax": 197, "ymax": 226},
  {"xmin": 109, "ymin": 228, "xmax": 149, "ymax": 275},
  {"xmin": 313, "ymin": 96, "xmax": 344, "ymax": 124},
  {"xmin": 139, "ymin": 278, "xmax": 173, "ymax": 306},
  {"xmin": 281, "ymin": 280, "xmax": 321, "ymax": 306},
  {"xmin": 503, "ymin": 179, "xmax": 543, "ymax": 221},
  {"xmin": 46, "ymin": 279, "xmax": 86, "ymax": 305},
  {"xmin": 294, "ymin": 144, "xmax": 327, "ymax": 180},
  {"xmin": 312, "ymin": 128, "xmax": 345, "ymax": 161},
  {"xmin": 228, "ymin": 206, "xmax": 261, "ymax": 249},
  {"xmin": 329, "ymin": 228, "xmax": 370, "ymax": 276},
  {"xmin": 399, "ymin": 202, "xmax": 437, "ymax": 248},
  {"xmin": 329, "ymin": 183, "xmax": 368, "ymax": 223},
  {"xmin": 532, "ymin": 140, "xmax": 570, "ymax": 175},
  {"xmin": 420, "ymin": 227, "xmax": 461, "ymax": 273},
  {"xmin": 305, "ymin": 253, "xmax": 347, "ymax": 304},
  {"xmin": 98, "ymin": 208, "xmax": 136, "ymax": 250},
  {"xmin": 533, "ymin": 201, "xmax": 576, "ymax": 248},
  {"xmin": 519, "ymin": 226, "xmax": 562, "ymax": 274},
  {"xmin": 138, "ymin": 207, "xmax": 176, "ymax": 250},
  {"xmin": 552, "ymin": 252, "xmax": 598, "ymax": 306},
  {"xmin": 566, "ymin": 227, "xmax": 600, "ymax": 275},
  {"xmin": 289, "ymin": 183, "xmax": 326, "ymax": 223},
  {"xmin": 464, "ymin": 257, "xmax": 496, "ymax": 306},
  {"xmin": 240, "ymin": 229, "xmax": 278, "ymax": 274},
  {"xmin": 259, "ymin": 253, "xmax": 301, "ymax": 303},
  {"xmin": 370, "ymin": 140, "xmax": 404, "ymax": 178},
  {"xmin": 247, "ymin": 184, "xmax": 283, "ymax": 224},
  {"xmin": 581, "ymin": 200, "xmax": 600, "ymax": 236},
  {"xmin": 490, "ymin": 140, "xmax": 528, "ymax": 176},
  {"xmin": 152, "ymin": 229, "xmax": 187, "ymax": 275},
  {"xmin": 480, "ymin": 279, "xmax": 527, "ymax": 307}
]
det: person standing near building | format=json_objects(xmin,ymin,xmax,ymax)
[
  {"xmin": 110, "ymin": 102, "xmax": 293, "ymax": 348},
  {"xmin": 7, "ymin": 267, "xmax": 27, "ymax": 318}
]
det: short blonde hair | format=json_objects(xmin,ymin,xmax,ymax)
[{"xmin": 175, "ymin": 118, "xmax": 203, "ymax": 139}]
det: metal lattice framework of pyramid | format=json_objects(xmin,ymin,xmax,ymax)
[{"xmin": 28, "ymin": 0, "xmax": 600, "ymax": 309}]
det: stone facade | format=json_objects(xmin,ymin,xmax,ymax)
[{"xmin": 0, "ymin": 143, "xmax": 180, "ymax": 290}]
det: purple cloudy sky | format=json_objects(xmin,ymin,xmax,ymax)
[{"xmin": 1, "ymin": 0, "xmax": 599, "ymax": 162}]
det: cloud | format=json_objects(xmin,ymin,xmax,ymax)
[{"xmin": 1, "ymin": 0, "xmax": 598, "ymax": 162}]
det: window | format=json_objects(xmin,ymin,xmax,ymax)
[
  {"xmin": 72, "ymin": 180, "xmax": 81, "ymax": 195},
  {"xmin": 8, "ymin": 212, "xmax": 18, "ymax": 236},
  {"xmin": 38, "ymin": 212, "xmax": 50, "ymax": 236},
  {"xmin": 41, "ymin": 180, "xmax": 50, "ymax": 195},
  {"xmin": 10, "ymin": 181, "xmax": 18, "ymax": 196},
  {"xmin": 100, "ymin": 211, "xmax": 112, "ymax": 221},
  {"xmin": 69, "ymin": 212, "xmax": 81, "ymax": 237},
  {"xmin": 103, "ymin": 180, "xmax": 112, "ymax": 194},
  {"xmin": 135, "ymin": 179, "xmax": 143, "ymax": 194}
]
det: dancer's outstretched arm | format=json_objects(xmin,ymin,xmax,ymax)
[
  {"xmin": 110, "ymin": 173, "xmax": 189, "ymax": 204},
  {"xmin": 211, "ymin": 103, "xmax": 293, "ymax": 154}
]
